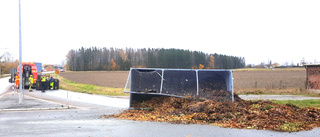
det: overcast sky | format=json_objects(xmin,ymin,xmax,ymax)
[{"xmin": 0, "ymin": 0, "xmax": 319, "ymax": 65}]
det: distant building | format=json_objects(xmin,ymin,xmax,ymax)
[
  {"xmin": 272, "ymin": 63, "xmax": 281, "ymax": 68},
  {"xmin": 305, "ymin": 64, "xmax": 320, "ymax": 92}
]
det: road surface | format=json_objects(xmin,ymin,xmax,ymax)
[
  {"xmin": 0, "ymin": 77, "xmax": 11, "ymax": 95},
  {"xmin": 1, "ymin": 77, "xmax": 320, "ymax": 137}
]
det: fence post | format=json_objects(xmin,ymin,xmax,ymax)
[
  {"xmin": 67, "ymin": 88, "xmax": 69, "ymax": 108},
  {"xmin": 12, "ymin": 81, "xmax": 14, "ymax": 92},
  {"xmin": 254, "ymin": 81, "xmax": 258, "ymax": 88}
]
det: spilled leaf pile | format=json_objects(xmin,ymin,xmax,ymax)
[{"xmin": 107, "ymin": 95, "xmax": 320, "ymax": 132}]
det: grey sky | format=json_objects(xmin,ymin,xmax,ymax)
[{"xmin": 1, "ymin": 0, "xmax": 319, "ymax": 65}]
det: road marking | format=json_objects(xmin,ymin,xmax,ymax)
[{"xmin": 0, "ymin": 107, "xmax": 74, "ymax": 112}]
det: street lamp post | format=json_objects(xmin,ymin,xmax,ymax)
[{"xmin": 19, "ymin": 0, "xmax": 23, "ymax": 104}]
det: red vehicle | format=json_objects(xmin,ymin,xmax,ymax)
[{"xmin": 16, "ymin": 62, "xmax": 39, "ymax": 87}]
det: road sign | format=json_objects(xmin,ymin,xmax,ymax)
[
  {"xmin": 55, "ymin": 69, "xmax": 59, "ymax": 74},
  {"xmin": 10, "ymin": 68, "xmax": 17, "ymax": 75}
]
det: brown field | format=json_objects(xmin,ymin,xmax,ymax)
[
  {"xmin": 60, "ymin": 68, "xmax": 307, "ymax": 94},
  {"xmin": 59, "ymin": 71, "xmax": 129, "ymax": 88},
  {"xmin": 233, "ymin": 69, "xmax": 306, "ymax": 94}
]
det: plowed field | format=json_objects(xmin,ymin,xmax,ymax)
[
  {"xmin": 60, "ymin": 71, "xmax": 129, "ymax": 88},
  {"xmin": 233, "ymin": 69, "xmax": 306, "ymax": 94}
]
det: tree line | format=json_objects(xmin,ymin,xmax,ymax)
[{"xmin": 66, "ymin": 47, "xmax": 245, "ymax": 71}]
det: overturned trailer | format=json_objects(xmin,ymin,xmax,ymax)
[{"xmin": 124, "ymin": 68, "xmax": 234, "ymax": 107}]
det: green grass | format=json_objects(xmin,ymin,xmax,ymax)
[
  {"xmin": 52, "ymin": 73, "xmax": 128, "ymax": 96},
  {"xmin": 271, "ymin": 99, "xmax": 320, "ymax": 108},
  {"xmin": 239, "ymin": 90, "xmax": 320, "ymax": 97}
]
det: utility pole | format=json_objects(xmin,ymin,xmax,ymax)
[{"xmin": 19, "ymin": 0, "xmax": 23, "ymax": 104}]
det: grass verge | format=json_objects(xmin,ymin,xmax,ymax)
[
  {"xmin": 52, "ymin": 73, "xmax": 128, "ymax": 96},
  {"xmin": 271, "ymin": 99, "xmax": 320, "ymax": 108},
  {"xmin": 237, "ymin": 89, "xmax": 320, "ymax": 97}
]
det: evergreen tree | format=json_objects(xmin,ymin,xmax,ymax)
[{"xmin": 66, "ymin": 47, "xmax": 245, "ymax": 71}]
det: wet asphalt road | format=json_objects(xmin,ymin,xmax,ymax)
[
  {"xmin": 1, "ymin": 106, "xmax": 320, "ymax": 137},
  {"xmin": 1, "ymin": 77, "xmax": 320, "ymax": 137}
]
